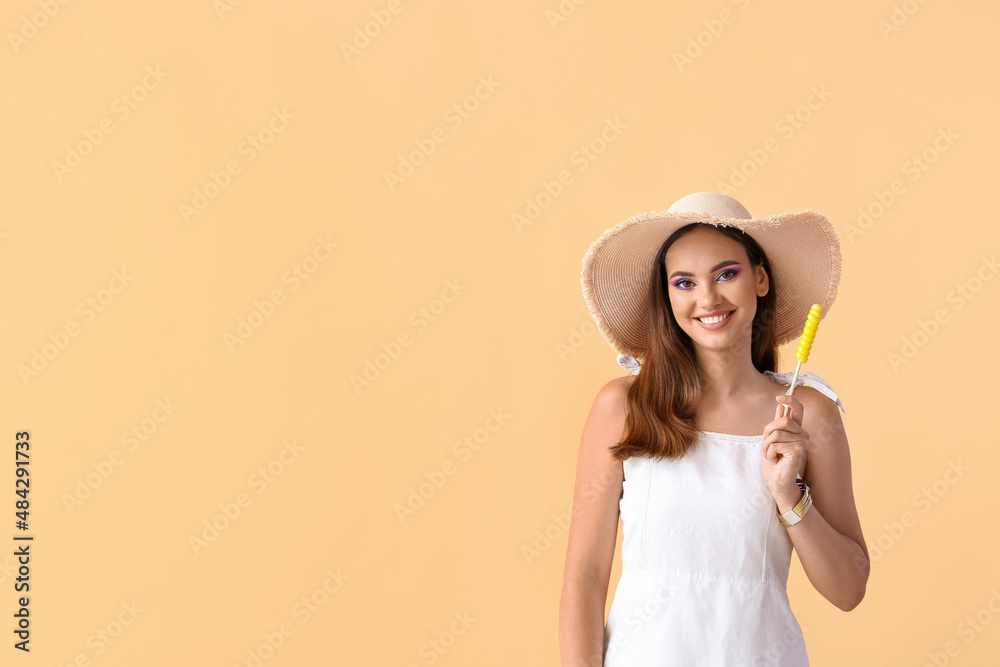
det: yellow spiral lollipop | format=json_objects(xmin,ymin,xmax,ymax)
[
  {"xmin": 795, "ymin": 304, "xmax": 823, "ymax": 364},
  {"xmin": 783, "ymin": 304, "xmax": 822, "ymax": 418}
]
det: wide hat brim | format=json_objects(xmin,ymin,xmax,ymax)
[{"xmin": 581, "ymin": 206, "xmax": 842, "ymax": 360}]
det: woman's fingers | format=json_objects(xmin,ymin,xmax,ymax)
[
  {"xmin": 761, "ymin": 393, "xmax": 808, "ymax": 468},
  {"xmin": 775, "ymin": 394, "xmax": 804, "ymax": 425}
]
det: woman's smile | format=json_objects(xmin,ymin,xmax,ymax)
[{"xmin": 694, "ymin": 309, "xmax": 734, "ymax": 329}]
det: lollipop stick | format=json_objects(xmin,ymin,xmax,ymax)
[{"xmin": 781, "ymin": 360, "xmax": 802, "ymax": 418}]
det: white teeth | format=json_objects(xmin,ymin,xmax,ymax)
[{"xmin": 697, "ymin": 312, "xmax": 731, "ymax": 324}]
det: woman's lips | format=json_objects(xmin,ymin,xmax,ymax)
[{"xmin": 694, "ymin": 310, "xmax": 733, "ymax": 330}]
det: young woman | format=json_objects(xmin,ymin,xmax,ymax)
[{"xmin": 560, "ymin": 192, "xmax": 868, "ymax": 666}]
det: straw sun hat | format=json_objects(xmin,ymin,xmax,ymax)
[{"xmin": 581, "ymin": 192, "xmax": 842, "ymax": 361}]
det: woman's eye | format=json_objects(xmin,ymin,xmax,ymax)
[{"xmin": 675, "ymin": 270, "xmax": 737, "ymax": 290}]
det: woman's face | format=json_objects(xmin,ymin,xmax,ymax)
[{"xmin": 663, "ymin": 226, "xmax": 769, "ymax": 352}]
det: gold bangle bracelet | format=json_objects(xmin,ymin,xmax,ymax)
[{"xmin": 778, "ymin": 485, "xmax": 812, "ymax": 527}]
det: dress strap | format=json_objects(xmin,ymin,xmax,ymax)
[
  {"xmin": 617, "ymin": 355, "xmax": 846, "ymax": 413},
  {"xmin": 764, "ymin": 370, "xmax": 846, "ymax": 413}
]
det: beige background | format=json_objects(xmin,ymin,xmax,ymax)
[{"xmin": 2, "ymin": 1, "xmax": 998, "ymax": 665}]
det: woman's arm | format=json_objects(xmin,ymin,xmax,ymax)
[
  {"xmin": 778, "ymin": 388, "xmax": 870, "ymax": 611},
  {"xmin": 559, "ymin": 378, "xmax": 627, "ymax": 667}
]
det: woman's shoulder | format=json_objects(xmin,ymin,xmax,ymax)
[
  {"xmin": 583, "ymin": 375, "xmax": 638, "ymax": 434},
  {"xmin": 594, "ymin": 373, "xmax": 633, "ymax": 406}
]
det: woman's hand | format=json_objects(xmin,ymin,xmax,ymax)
[{"xmin": 760, "ymin": 394, "xmax": 810, "ymax": 511}]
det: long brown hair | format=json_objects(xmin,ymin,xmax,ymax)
[{"xmin": 609, "ymin": 223, "xmax": 779, "ymax": 462}]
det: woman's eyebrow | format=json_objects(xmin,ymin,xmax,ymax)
[{"xmin": 669, "ymin": 260, "xmax": 741, "ymax": 279}]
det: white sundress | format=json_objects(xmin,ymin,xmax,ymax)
[{"xmin": 603, "ymin": 354, "xmax": 847, "ymax": 666}]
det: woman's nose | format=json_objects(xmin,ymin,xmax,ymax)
[{"xmin": 698, "ymin": 282, "xmax": 722, "ymax": 307}]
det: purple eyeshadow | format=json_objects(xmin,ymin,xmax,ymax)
[{"xmin": 670, "ymin": 264, "xmax": 741, "ymax": 289}]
